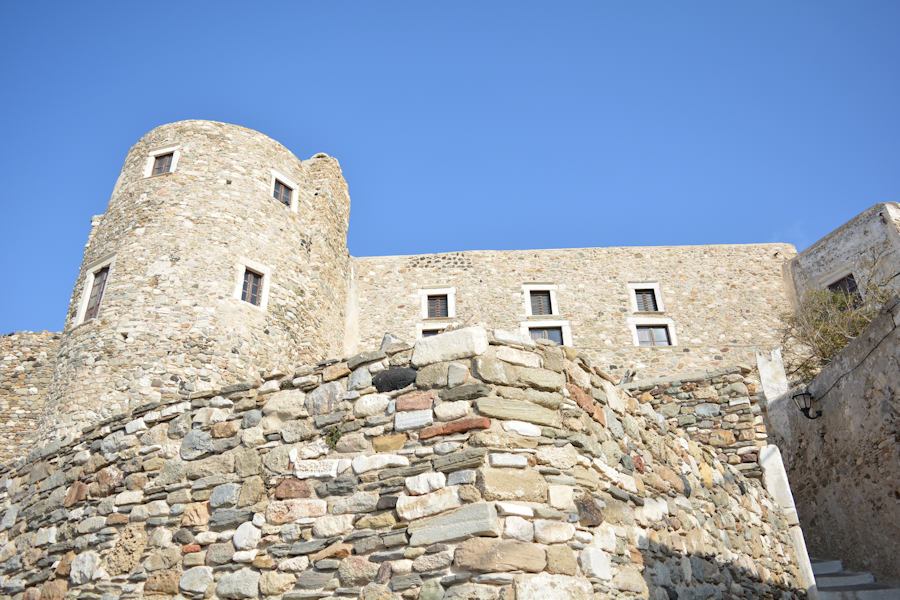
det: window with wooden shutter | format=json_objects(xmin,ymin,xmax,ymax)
[
  {"xmin": 83, "ymin": 266, "xmax": 110, "ymax": 321},
  {"xmin": 426, "ymin": 294, "xmax": 449, "ymax": 318},
  {"xmin": 529, "ymin": 326, "xmax": 563, "ymax": 345},
  {"xmin": 530, "ymin": 290, "xmax": 553, "ymax": 315},
  {"xmin": 273, "ymin": 179, "xmax": 293, "ymax": 207},
  {"xmin": 634, "ymin": 289, "xmax": 659, "ymax": 312},
  {"xmin": 152, "ymin": 152, "xmax": 174, "ymax": 176},
  {"xmin": 241, "ymin": 269, "xmax": 263, "ymax": 306},
  {"xmin": 636, "ymin": 325, "xmax": 671, "ymax": 347}
]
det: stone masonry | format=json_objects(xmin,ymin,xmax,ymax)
[
  {"xmin": 0, "ymin": 332, "xmax": 60, "ymax": 464},
  {"xmin": 0, "ymin": 328, "xmax": 806, "ymax": 599},
  {"xmin": 625, "ymin": 367, "xmax": 769, "ymax": 479}
]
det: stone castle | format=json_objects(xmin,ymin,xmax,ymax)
[{"xmin": 1, "ymin": 120, "xmax": 898, "ymax": 599}]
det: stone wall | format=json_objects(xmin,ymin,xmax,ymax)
[
  {"xmin": 624, "ymin": 366, "xmax": 768, "ymax": 478},
  {"xmin": 0, "ymin": 328, "xmax": 806, "ymax": 599},
  {"xmin": 42, "ymin": 120, "xmax": 351, "ymax": 441},
  {"xmin": 786, "ymin": 202, "xmax": 900, "ymax": 302},
  {"xmin": 766, "ymin": 297, "xmax": 900, "ymax": 582},
  {"xmin": 352, "ymin": 243, "xmax": 796, "ymax": 382},
  {"xmin": 0, "ymin": 332, "xmax": 60, "ymax": 465}
]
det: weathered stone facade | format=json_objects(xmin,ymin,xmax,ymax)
[
  {"xmin": 41, "ymin": 121, "xmax": 351, "ymax": 440},
  {"xmin": 0, "ymin": 329, "xmax": 806, "ymax": 599},
  {"xmin": 766, "ymin": 297, "xmax": 900, "ymax": 582},
  {"xmin": 352, "ymin": 243, "xmax": 796, "ymax": 379},
  {"xmin": 0, "ymin": 332, "xmax": 60, "ymax": 464},
  {"xmin": 624, "ymin": 366, "xmax": 768, "ymax": 479},
  {"xmin": 786, "ymin": 202, "xmax": 900, "ymax": 303}
]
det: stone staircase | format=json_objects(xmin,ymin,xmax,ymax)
[{"xmin": 813, "ymin": 559, "xmax": 900, "ymax": 599}]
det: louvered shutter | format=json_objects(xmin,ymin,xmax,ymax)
[
  {"xmin": 427, "ymin": 295, "xmax": 449, "ymax": 318},
  {"xmin": 530, "ymin": 290, "xmax": 553, "ymax": 315},
  {"xmin": 84, "ymin": 267, "xmax": 109, "ymax": 321},
  {"xmin": 635, "ymin": 289, "xmax": 658, "ymax": 312}
]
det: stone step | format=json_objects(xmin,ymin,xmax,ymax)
[
  {"xmin": 817, "ymin": 572, "xmax": 877, "ymax": 589},
  {"xmin": 817, "ymin": 583, "xmax": 900, "ymax": 600},
  {"xmin": 813, "ymin": 559, "xmax": 845, "ymax": 576}
]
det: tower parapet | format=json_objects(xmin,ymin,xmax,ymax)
[{"xmin": 41, "ymin": 120, "xmax": 350, "ymax": 438}]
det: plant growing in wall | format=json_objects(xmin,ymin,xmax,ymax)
[{"xmin": 781, "ymin": 249, "xmax": 896, "ymax": 381}]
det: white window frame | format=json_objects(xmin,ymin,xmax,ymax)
[
  {"xmin": 522, "ymin": 283, "xmax": 559, "ymax": 317},
  {"xmin": 627, "ymin": 316, "xmax": 678, "ymax": 347},
  {"xmin": 233, "ymin": 258, "xmax": 272, "ymax": 311},
  {"xmin": 416, "ymin": 323, "xmax": 449, "ymax": 339},
  {"xmin": 143, "ymin": 145, "xmax": 181, "ymax": 178},
  {"xmin": 271, "ymin": 169, "xmax": 299, "ymax": 213},
  {"xmin": 520, "ymin": 319, "xmax": 573, "ymax": 346},
  {"xmin": 628, "ymin": 281, "xmax": 665, "ymax": 313},
  {"xmin": 419, "ymin": 287, "xmax": 456, "ymax": 320},
  {"xmin": 74, "ymin": 254, "xmax": 116, "ymax": 326}
]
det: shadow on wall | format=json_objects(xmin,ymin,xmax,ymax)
[{"xmin": 639, "ymin": 545, "xmax": 809, "ymax": 599}]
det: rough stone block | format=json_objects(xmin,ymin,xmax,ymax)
[{"xmin": 411, "ymin": 327, "xmax": 489, "ymax": 366}]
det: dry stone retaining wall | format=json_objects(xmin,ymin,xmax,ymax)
[
  {"xmin": 0, "ymin": 327, "xmax": 804, "ymax": 599},
  {"xmin": 624, "ymin": 366, "xmax": 768, "ymax": 478},
  {"xmin": 0, "ymin": 331, "xmax": 60, "ymax": 464}
]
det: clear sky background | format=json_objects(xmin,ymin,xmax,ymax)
[{"xmin": 1, "ymin": 2, "xmax": 898, "ymax": 332}]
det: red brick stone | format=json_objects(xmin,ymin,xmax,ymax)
[
  {"xmin": 182, "ymin": 543, "xmax": 201, "ymax": 553},
  {"xmin": 63, "ymin": 481, "xmax": 90, "ymax": 508},
  {"xmin": 396, "ymin": 390, "xmax": 437, "ymax": 411},
  {"xmin": 420, "ymin": 416, "xmax": 491, "ymax": 439},
  {"xmin": 274, "ymin": 477, "xmax": 313, "ymax": 499}
]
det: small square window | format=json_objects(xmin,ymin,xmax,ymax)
[
  {"xmin": 636, "ymin": 325, "xmax": 671, "ymax": 347},
  {"xmin": 427, "ymin": 294, "xmax": 449, "ymax": 318},
  {"xmin": 634, "ymin": 289, "xmax": 659, "ymax": 312},
  {"xmin": 152, "ymin": 153, "xmax": 174, "ymax": 176},
  {"xmin": 242, "ymin": 269, "xmax": 264, "ymax": 306},
  {"xmin": 827, "ymin": 274, "xmax": 861, "ymax": 302},
  {"xmin": 83, "ymin": 266, "xmax": 110, "ymax": 321},
  {"xmin": 273, "ymin": 179, "xmax": 293, "ymax": 207},
  {"xmin": 530, "ymin": 290, "xmax": 553, "ymax": 316},
  {"xmin": 529, "ymin": 326, "xmax": 563, "ymax": 345}
]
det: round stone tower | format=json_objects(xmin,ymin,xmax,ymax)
[{"xmin": 41, "ymin": 120, "xmax": 351, "ymax": 438}]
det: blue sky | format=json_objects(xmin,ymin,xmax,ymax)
[{"xmin": 1, "ymin": 2, "xmax": 899, "ymax": 332}]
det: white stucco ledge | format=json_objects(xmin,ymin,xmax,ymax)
[{"xmin": 411, "ymin": 326, "xmax": 490, "ymax": 366}]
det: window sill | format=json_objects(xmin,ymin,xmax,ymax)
[
  {"xmin": 145, "ymin": 171, "xmax": 175, "ymax": 179},
  {"xmin": 526, "ymin": 314, "xmax": 561, "ymax": 320},
  {"xmin": 632, "ymin": 310, "xmax": 664, "ymax": 316}
]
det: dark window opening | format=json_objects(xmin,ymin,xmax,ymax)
[
  {"xmin": 634, "ymin": 288, "xmax": 659, "ymax": 312},
  {"xmin": 427, "ymin": 294, "xmax": 449, "ymax": 318},
  {"xmin": 84, "ymin": 266, "xmax": 110, "ymax": 321},
  {"xmin": 273, "ymin": 179, "xmax": 293, "ymax": 206},
  {"xmin": 242, "ymin": 269, "xmax": 263, "ymax": 306},
  {"xmin": 152, "ymin": 153, "xmax": 174, "ymax": 176},
  {"xmin": 529, "ymin": 326, "xmax": 563, "ymax": 345},
  {"xmin": 530, "ymin": 290, "xmax": 553, "ymax": 315},
  {"xmin": 827, "ymin": 273, "xmax": 862, "ymax": 305},
  {"xmin": 636, "ymin": 325, "xmax": 671, "ymax": 347},
  {"xmin": 422, "ymin": 328, "xmax": 444, "ymax": 338}
]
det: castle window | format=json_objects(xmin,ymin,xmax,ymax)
[
  {"xmin": 143, "ymin": 146, "xmax": 180, "ymax": 178},
  {"xmin": 273, "ymin": 179, "xmax": 293, "ymax": 207},
  {"xmin": 529, "ymin": 326, "xmax": 563, "ymax": 345},
  {"xmin": 628, "ymin": 282, "xmax": 665, "ymax": 313},
  {"xmin": 523, "ymin": 284, "xmax": 559, "ymax": 317},
  {"xmin": 233, "ymin": 259, "xmax": 272, "ymax": 310},
  {"xmin": 636, "ymin": 325, "xmax": 671, "ymax": 347},
  {"xmin": 421, "ymin": 327, "xmax": 444, "ymax": 338},
  {"xmin": 271, "ymin": 170, "xmax": 299, "ymax": 212},
  {"xmin": 427, "ymin": 294, "xmax": 449, "ymax": 318},
  {"xmin": 634, "ymin": 289, "xmax": 658, "ymax": 312},
  {"xmin": 530, "ymin": 290, "xmax": 553, "ymax": 316},
  {"xmin": 827, "ymin": 273, "xmax": 861, "ymax": 305},
  {"xmin": 419, "ymin": 287, "xmax": 456, "ymax": 319},
  {"xmin": 242, "ymin": 269, "xmax": 264, "ymax": 306},
  {"xmin": 152, "ymin": 153, "xmax": 174, "ymax": 176},
  {"xmin": 83, "ymin": 266, "xmax": 109, "ymax": 321},
  {"xmin": 75, "ymin": 256, "xmax": 116, "ymax": 326}
]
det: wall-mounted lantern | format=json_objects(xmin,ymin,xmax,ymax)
[{"xmin": 792, "ymin": 390, "xmax": 822, "ymax": 420}]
